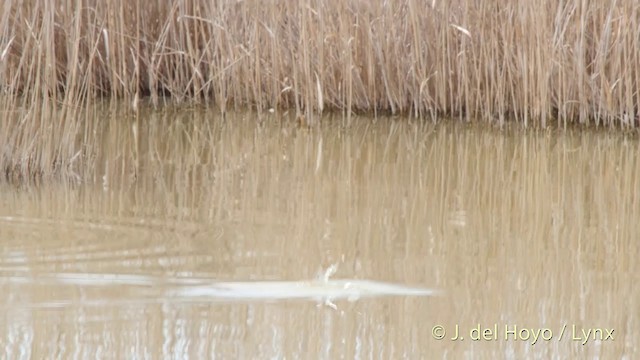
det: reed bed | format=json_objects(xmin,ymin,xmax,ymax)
[{"xmin": 1, "ymin": 0, "xmax": 640, "ymax": 181}]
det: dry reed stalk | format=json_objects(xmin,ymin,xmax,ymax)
[{"xmin": 1, "ymin": 0, "xmax": 640, "ymax": 181}]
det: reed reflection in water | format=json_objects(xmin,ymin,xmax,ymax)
[{"xmin": 1, "ymin": 107, "xmax": 639, "ymax": 358}]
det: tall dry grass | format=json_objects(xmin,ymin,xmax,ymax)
[{"xmin": 1, "ymin": 0, "xmax": 640, "ymax": 181}]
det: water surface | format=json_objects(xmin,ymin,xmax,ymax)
[{"xmin": 1, "ymin": 107, "xmax": 638, "ymax": 358}]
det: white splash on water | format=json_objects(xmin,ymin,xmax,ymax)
[{"xmin": 1, "ymin": 265, "xmax": 440, "ymax": 308}]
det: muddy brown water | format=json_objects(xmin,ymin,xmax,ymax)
[{"xmin": 1, "ymin": 106, "xmax": 639, "ymax": 358}]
